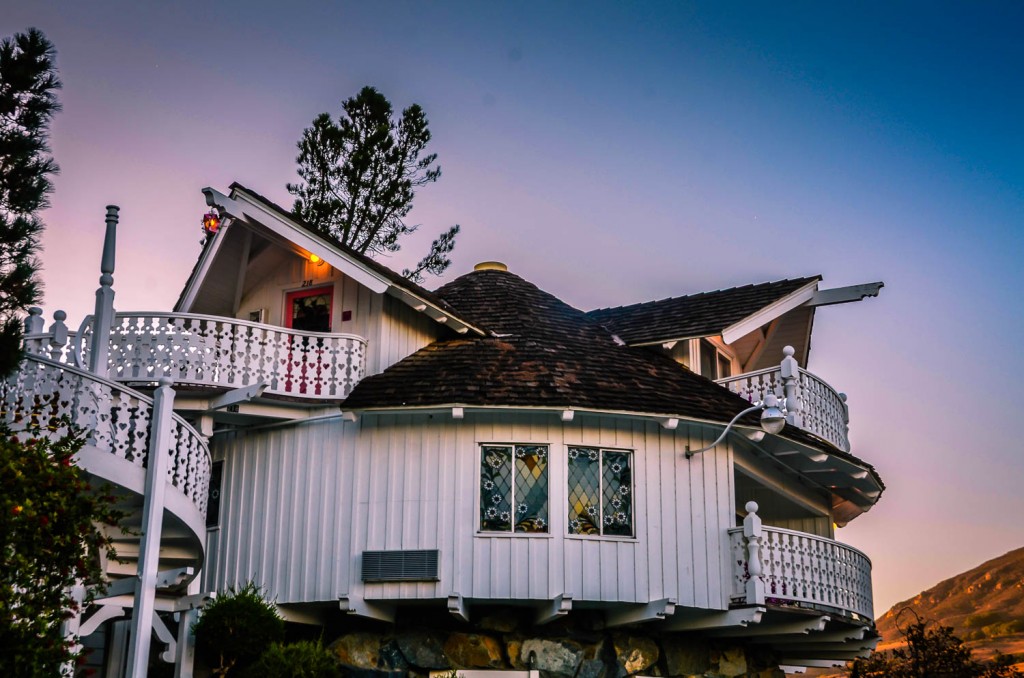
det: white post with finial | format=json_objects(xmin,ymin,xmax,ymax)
[
  {"xmin": 126, "ymin": 377, "xmax": 176, "ymax": 678},
  {"xmin": 47, "ymin": 310, "xmax": 68, "ymax": 361},
  {"xmin": 89, "ymin": 205, "xmax": 120, "ymax": 376},
  {"xmin": 743, "ymin": 501, "xmax": 765, "ymax": 605},
  {"xmin": 780, "ymin": 345, "xmax": 802, "ymax": 428},
  {"xmin": 24, "ymin": 306, "xmax": 44, "ymax": 334}
]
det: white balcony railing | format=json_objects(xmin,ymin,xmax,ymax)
[
  {"xmin": 729, "ymin": 504, "xmax": 873, "ymax": 620},
  {"xmin": 72, "ymin": 312, "xmax": 368, "ymax": 400},
  {"xmin": 1, "ymin": 354, "xmax": 212, "ymax": 515},
  {"xmin": 717, "ymin": 361, "xmax": 850, "ymax": 452}
]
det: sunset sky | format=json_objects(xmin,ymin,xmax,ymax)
[{"xmin": 4, "ymin": 2, "xmax": 1022, "ymax": 612}]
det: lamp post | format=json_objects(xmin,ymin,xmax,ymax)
[{"xmin": 685, "ymin": 394, "xmax": 786, "ymax": 459}]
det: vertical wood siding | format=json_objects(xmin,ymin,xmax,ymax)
[{"xmin": 204, "ymin": 412, "xmax": 738, "ymax": 610}]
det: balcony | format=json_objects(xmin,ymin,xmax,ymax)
[
  {"xmin": 74, "ymin": 312, "xmax": 368, "ymax": 401},
  {"xmin": 717, "ymin": 361, "xmax": 850, "ymax": 452},
  {"xmin": 729, "ymin": 504, "xmax": 873, "ymax": 621},
  {"xmin": 1, "ymin": 354, "xmax": 212, "ymax": 573}
]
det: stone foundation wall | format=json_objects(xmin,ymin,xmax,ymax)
[{"xmin": 325, "ymin": 609, "xmax": 784, "ymax": 678}]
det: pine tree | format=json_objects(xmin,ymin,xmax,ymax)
[
  {"xmin": 0, "ymin": 28, "xmax": 60, "ymax": 377},
  {"xmin": 287, "ymin": 86, "xmax": 459, "ymax": 283}
]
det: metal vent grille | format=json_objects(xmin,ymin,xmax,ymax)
[{"xmin": 361, "ymin": 550, "xmax": 440, "ymax": 582}]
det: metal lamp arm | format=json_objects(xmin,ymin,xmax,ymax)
[{"xmin": 685, "ymin": 403, "xmax": 763, "ymax": 459}]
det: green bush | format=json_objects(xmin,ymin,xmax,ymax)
[
  {"xmin": 965, "ymin": 611, "xmax": 1006, "ymax": 628},
  {"xmin": 245, "ymin": 640, "xmax": 342, "ymax": 678},
  {"xmin": 194, "ymin": 582, "xmax": 284, "ymax": 676}
]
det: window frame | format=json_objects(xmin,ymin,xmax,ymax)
[
  {"xmin": 478, "ymin": 443, "xmax": 550, "ymax": 535},
  {"xmin": 565, "ymin": 446, "xmax": 635, "ymax": 538}
]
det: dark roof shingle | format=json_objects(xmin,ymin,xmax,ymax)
[
  {"xmin": 586, "ymin": 277, "xmax": 820, "ymax": 345},
  {"xmin": 345, "ymin": 269, "xmax": 775, "ymax": 422}
]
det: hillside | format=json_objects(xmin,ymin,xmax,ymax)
[{"xmin": 876, "ymin": 545, "xmax": 1024, "ymax": 662}]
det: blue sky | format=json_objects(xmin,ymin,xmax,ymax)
[{"xmin": 4, "ymin": 1, "xmax": 1023, "ymax": 611}]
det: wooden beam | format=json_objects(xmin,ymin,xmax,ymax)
[
  {"xmin": 764, "ymin": 626, "xmax": 869, "ymax": 644},
  {"xmin": 710, "ymin": 615, "xmax": 829, "ymax": 637},
  {"xmin": 338, "ymin": 594, "xmax": 395, "ymax": 623},
  {"xmin": 278, "ymin": 604, "xmax": 327, "ymax": 625},
  {"xmin": 79, "ymin": 604, "xmax": 126, "ymax": 637},
  {"xmin": 663, "ymin": 606, "xmax": 765, "ymax": 631},
  {"xmin": 209, "ymin": 382, "xmax": 268, "ymax": 410},
  {"xmin": 536, "ymin": 594, "xmax": 572, "ymax": 625},
  {"xmin": 803, "ymin": 282, "xmax": 884, "ymax": 308},
  {"xmin": 605, "ymin": 599, "xmax": 676, "ymax": 627}
]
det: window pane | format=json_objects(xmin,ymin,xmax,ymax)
[
  {"xmin": 700, "ymin": 339, "xmax": 718, "ymax": 379},
  {"xmin": 602, "ymin": 451, "xmax": 633, "ymax": 536},
  {"xmin": 567, "ymin": 447, "xmax": 601, "ymax": 534},
  {"xmin": 513, "ymin": 445, "xmax": 548, "ymax": 533},
  {"xmin": 480, "ymin": 446, "xmax": 512, "ymax": 531},
  {"xmin": 718, "ymin": 353, "xmax": 732, "ymax": 379}
]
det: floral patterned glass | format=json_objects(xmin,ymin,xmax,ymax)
[
  {"xmin": 567, "ymin": 447, "xmax": 632, "ymax": 536},
  {"xmin": 480, "ymin": 445, "xmax": 548, "ymax": 533}
]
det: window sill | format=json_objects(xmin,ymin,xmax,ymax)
[
  {"xmin": 565, "ymin": 534, "xmax": 638, "ymax": 543},
  {"xmin": 475, "ymin": 531, "xmax": 554, "ymax": 539}
]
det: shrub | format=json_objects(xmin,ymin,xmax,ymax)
[
  {"xmin": 194, "ymin": 582, "xmax": 284, "ymax": 676},
  {"xmin": 245, "ymin": 640, "xmax": 342, "ymax": 678}
]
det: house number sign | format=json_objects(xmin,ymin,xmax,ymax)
[{"xmin": 300, "ymin": 279, "xmax": 314, "ymax": 288}]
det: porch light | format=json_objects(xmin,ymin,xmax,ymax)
[
  {"xmin": 685, "ymin": 396, "xmax": 787, "ymax": 459},
  {"xmin": 309, "ymin": 253, "xmax": 324, "ymax": 266},
  {"xmin": 202, "ymin": 210, "xmax": 220, "ymax": 234},
  {"xmin": 759, "ymin": 394, "xmax": 786, "ymax": 434}
]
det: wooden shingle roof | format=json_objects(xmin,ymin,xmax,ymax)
[
  {"xmin": 345, "ymin": 269, "xmax": 776, "ymax": 423},
  {"xmin": 586, "ymin": 276, "xmax": 821, "ymax": 345}
]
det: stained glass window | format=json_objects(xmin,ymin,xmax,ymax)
[
  {"xmin": 567, "ymin": 447, "xmax": 633, "ymax": 537},
  {"xmin": 480, "ymin": 445, "xmax": 548, "ymax": 533}
]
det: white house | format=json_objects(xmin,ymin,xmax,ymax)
[{"xmin": 5, "ymin": 184, "xmax": 885, "ymax": 677}]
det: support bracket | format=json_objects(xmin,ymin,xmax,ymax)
[
  {"xmin": 536, "ymin": 593, "xmax": 572, "ymax": 625},
  {"xmin": 339, "ymin": 594, "xmax": 395, "ymax": 623},
  {"xmin": 605, "ymin": 598, "xmax": 677, "ymax": 627},
  {"xmin": 663, "ymin": 606, "xmax": 765, "ymax": 631},
  {"xmin": 448, "ymin": 593, "xmax": 469, "ymax": 623}
]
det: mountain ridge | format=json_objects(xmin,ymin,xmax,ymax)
[{"xmin": 876, "ymin": 545, "xmax": 1024, "ymax": 661}]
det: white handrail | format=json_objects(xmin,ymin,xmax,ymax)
[
  {"xmin": 728, "ymin": 524, "xmax": 873, "ymax": 619},
  {"xmin": 717, "ymin": 365, "xmax": 850, "ymax": 452},
  {"xmin": 76, "ymin": 312, "xmax": 368, "ymax": 400},
  {"xmin": 1, "ymin": 355, "xmax": 212, "ymax": 514}
]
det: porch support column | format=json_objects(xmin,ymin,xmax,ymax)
[
  {"xmin": 780, "ymin": 345, "xmax": 802, "ymax": 427},
  {"xmin": 126, "ymin": 377, "xmax": 176, "ymax": 677},
  {"xmin": 89, "ymin": 205, "xmax": 120, "ymax": 375},
  {"xmin": 743, "ymin": 501, "xmax": 765, "ymax": 606}
]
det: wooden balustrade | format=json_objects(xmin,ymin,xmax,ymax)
[
  {"xmin": 1, "ymin": 354, "xmax": 212, "ymax": 515},
  {"xmin": 728, "ymin": 503, "xmax": 873, "ymax": 620},
  {"xmin": 73, "ymin": 312, "xmax": 368, "ymax": 400},
  {"xmin": 716, "ymin": 348, "xmax": 851, "ymax": 452}
]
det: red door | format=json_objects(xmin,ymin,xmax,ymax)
[{"xmin": 284, "ymin": 286, "xmax": 333, "ymax": 394}]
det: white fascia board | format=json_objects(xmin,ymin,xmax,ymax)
[
  {"xmin": 803, "ymin": 282, "xmax": 884, "ymax": 308},
  {"xmin": 175, "ymin": 218, "xmax": 232, "ymax": 312},
  {"xmin": 228, "ymin": 189, "xmax": 390, "ymax": 294},
  {"xmin": 722, "ymin": 280, "xmax": 820, "ymax": 345}
]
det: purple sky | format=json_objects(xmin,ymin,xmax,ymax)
[{"xmin": 5, "ymin": 1, "xmax": 1023, "ymax": 612}]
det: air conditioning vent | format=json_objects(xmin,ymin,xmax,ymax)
[{"xmin": 361, "ymin": 549, "xmax": 440, "ymax": 582}]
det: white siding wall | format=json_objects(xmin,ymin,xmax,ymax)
[{"xmin": 204, "ymin": 412, "xmax": 738, "ymax": 610}]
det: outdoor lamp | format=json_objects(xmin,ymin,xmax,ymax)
[
  {"xmin": 759, "ymin": 394, "xmax": 786, "ymax": 434},
  {"xmin": 685, "ymin": 397, "xmax": 788, "ymax": 459},
  {"xmin": 202, "ymin": 210, "xmax": 220, "ymax": 234}
]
